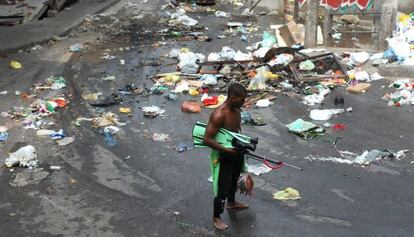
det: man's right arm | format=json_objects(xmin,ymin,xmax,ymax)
[{"xmin": 203, "ymin": 111, "xmax": 235, "ymax": 155}]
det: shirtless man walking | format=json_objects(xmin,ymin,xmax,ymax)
[{"xmin": 203, "ymin": 83, "xmax": 249, "ymax": 230}]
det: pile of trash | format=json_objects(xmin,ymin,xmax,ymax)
[
  {"xmin": 305, "ymin": 149, "xmax": 410, "ymax": 166},
  {"xmin": 1, "ymin": 76, "xmax": 69, "ymax": 130},
  {"xmin": 383, "ymin": 79, "xmax": 414, "ymax": 106},
  {"xmin": 382, "ymin": 13, "xmax": 414, "ymax": 66}
]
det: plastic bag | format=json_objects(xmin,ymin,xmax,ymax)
[
  {"xmin": 178, "ymin": 52, "xmax": 199, "ymax": 74},
  {"xmin": 350, "ymin": 51, "xmax": 370, "ymax": 66},
  {"xmin": 5, "ymin": 145, "xmax": 38, "ymax": 168},
  {"xmin": 273, "ymin": 187, "xmax": 301, "ymax": 200},
  {"xmin": 219, "ymin": 47, "xmax": 236, "ymax": 60},
  {"xmin": 248, "ymin": 66, "xmax": 269, "ymax": 90},
  {"xmin": 234, "ymin": 51, "xmax": 253, "ymax": 61},
  {"xmin": 261, "ymin": 31, "xmax": 277, "ymax": 48},
  {"xmin": 200, "ymin": 74, "xmax": 218, "ymax": 85}
]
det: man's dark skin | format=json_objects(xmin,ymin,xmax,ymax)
[{"xmin": 203, "ymin": 88, "xmax": 249, "ymax": 230}]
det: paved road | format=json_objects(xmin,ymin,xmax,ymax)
[{"xmin": 0, "ymin": 1, "xmax": 413, "ymax": 236}]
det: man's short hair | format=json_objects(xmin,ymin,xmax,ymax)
[{"xmin": 227, "ymin": 83, "xmax": 247, "ymax": 97}]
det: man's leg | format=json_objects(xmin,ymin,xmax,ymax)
[
  {"xmin": 213, "ymin": 159, "xmax": 232, "ymax": 229},
  {"xmin": 227, "ymin": 156, "xmax": 249, "ymax": 210}
]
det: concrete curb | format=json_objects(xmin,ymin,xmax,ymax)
[{"xmin": 0, "ymin": 0, "xmax": 120, "ymax": 55}]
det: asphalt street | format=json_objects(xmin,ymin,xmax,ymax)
[{"xmin": 0, "ymin": 1, "xmax": 414, "ymax": 237}]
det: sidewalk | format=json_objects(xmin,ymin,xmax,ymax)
[{"xmin": 0, "ymin": 0, "xmax": 120, "ymax": 55}]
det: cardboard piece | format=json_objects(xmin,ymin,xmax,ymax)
[
  {"xmin": 347, "ymin": 83, "xmax": 371, "ymax": 94},
  {"xmin": 279, "ymin": 21, "xmax": 305, "ymax": 46}
]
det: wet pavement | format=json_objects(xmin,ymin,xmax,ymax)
[{"xmin": 0, "ymin": 1, "xmax": 414, "ymax": 236}]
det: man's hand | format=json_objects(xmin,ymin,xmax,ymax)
[{"xmin": 225, "ymin": 148, "xmax": 245, "ymax": 157}]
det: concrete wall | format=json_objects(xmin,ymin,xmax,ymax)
[{"xmin": 399, "ymin": 0, "xmax": 414, "ymax": 13}]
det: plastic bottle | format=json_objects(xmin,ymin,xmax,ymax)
[{"xmin": 192, "ymin": 0, "xmax": 196, "ymax": 8}]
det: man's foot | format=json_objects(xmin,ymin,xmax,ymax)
[
  {"xmin": 213, "ymin": 217, "xmax": 228, "ymax": 230},
  {"xmin": 226, "ymin": 201, "xmax": 249, "ymax": 210}
]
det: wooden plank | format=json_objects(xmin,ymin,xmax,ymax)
[
  {"xmin": 304, "ymin": 0, "xmax": 319, "ymax": 48},
  {"xmin": 323, "ymin": 8, "xmax": 333, "ymax": 45}
]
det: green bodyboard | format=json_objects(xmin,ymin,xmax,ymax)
[{"xmin": 192, "ymin": 121, "xmax": 252, "ymax": 148}]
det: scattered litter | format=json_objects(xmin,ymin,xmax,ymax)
[
  {"xmin": 152, "ymin": 133, "xmax": 170, "ymax": 142},
  {"xmin": 142, "ymin": 106, "xmax": 165, "ymax": 118},
  {"xmin": 119, "ymin": 107, "xmax": 131, "ymax": 114},
  {"xmin": 369, "ymin": 72, "xmax": 384, "ymax": 81},
  {"xmin": 103, "ymin": 126, "xmax": 119, "ymax": 147},
  {"xmin": 303, "ymin": 85, "xmax": 330, "ymax": 106},
  {"xmin": 347, "ymin": 83, "xmax": 371, "ymax": 94},
  {"xmin": 309, "ymin": 109, "xmax": 344, "ymax": 121},
  {"xmin": 102, "ymin": 75, "xmax": 116, "ymax": 81},
  {"xmin": 36, "ymin": 129, "xmax": 55, "ymax": 136},
  {"xmin": 383, "ymin": 79, "xmax": 414, "ymax": 106},
  {"xmin": 46, "ymin": 76, "xmax": 66, "ymax": 90},
  {"xmin": 83, "ymin": 93, "xmax": 102, "ymax": 101},
  {"xmin": 261, "ymin": 31, "xmax": 277, "ymax": 49},
  {"xmin": 50, "ymin": 129, "xmax": 65, "ymax": 140},
  {"xmin": 0, "ymin": 131, "xmax": 8, "ymax": 141},
  {"xmin": 350, "ymin": 51, "xmax": 369, "ymax": 66},
  {"xmin": 299, "ymin": 60, "xmax": 315, "ymax": 71},
  {"xmin": 89, "ymin": 94, "xmax": 122, "ymax": 106},
  {"xmin": 69, "ymin": 43, "xmax": 83, "ymax": 52},
  {"xmin": 200, "ymin": 74, "xmax": 218, "ymax": 85},
  {"xmin": 10, "ymin": 60, "xmax": 22, "ymax": 69},
  {"xmin": 104, "ymin": 132, "xmax": 117, "ymax": 146},
  {"xmin": 50, "ymin": 166, "xmax": 61, "ymax": 170},
  {"xmin": 5, "ymin": 145, "xmax": 38, "ymax": 168},
  {"xmin": 164, "ymin": 93, "xmax": 177, "ymax": 101},
  {"xmin": 174, "ymin": 81, "xmax": 190, "ymax": 93},
  {"xmin": 57, "ymin": 137, "xmax": 75, "ymax": 146},
  {"xmin": 215, "ymin": 11, "xmax": 229, "ymax": 18},
  {"xmin": 248, "ymin": 66, "xmax": 269, "ymax": 91},
  {"xmin": 256, "ymin": 98, "xmax": 271, "ymax": 108},
  {"xmin": 247, "ymin": 163, "xmax": 272, "ymax": 176},
  {"xmin": 103, "ymin": 126, "xmax": 120, "ymax": 135},
  {"xmin": 101, "ymin": 54, "xmax": 116, "ymax": 60},
  {"xmin": 286, "ymin": 119, "xmax": 324, "ymax": 139},
  {"xmin": 305, "ymin": 149, "xmax": 410, "ymax": 166},
  {"xmin": 182, "ymin": 101, "xmax": 202, "ymax": 113},
  {"xmin": 93, "ymin": 112, "xmax": 120, "ymax": 127},
  {"xmin": 177, "ymin": 143, "xmax": 188, "ymax": 153},
  {"xmin": 202, "ymin": 95, "xmax": 219, "ymax": 106},
  {"xmin": 273, "ymin": 187, "xmax": 301, "ymax": 201},
  {"xmin": 0, "ymin": 126, "xmax": 7, "ymax": 132}
]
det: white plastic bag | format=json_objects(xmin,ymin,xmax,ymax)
[
  {"xmin": 5, "ymin": 145, "xmax": 38, "ymax": 168},
  {"xmin": 248, "ymin": 66, "xmax": 269, "ymax": 91}
]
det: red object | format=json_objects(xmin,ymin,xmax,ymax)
[
  {"xmin": 332, "ymin": 123, "xmax": 346, "ymax": 131},
  {"xmin": 181, "ymin": 101, "xmax": 202, "ymax": 113},
  {"xmin": 198, "ymin": 87, "xmax": 209, "ymax": 94},
  {"xmin": 202, "ymin": 96, "xmax": 218, "ymax": 106},
  {"xmin": 53, "ymin": 98, "xmax": 67, "ymax": 108},
  {"xmin": 263, "ymin": 159, "xmax": 284, "ymax": 170}
]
